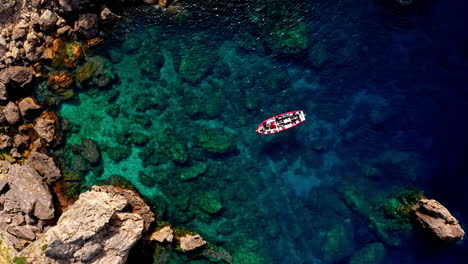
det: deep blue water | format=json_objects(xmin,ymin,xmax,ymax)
[{"xmin": 57, "ymin": 0, "xmax": 468, "ymax": 263}]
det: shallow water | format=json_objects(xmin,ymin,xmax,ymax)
[{"xmin": 58, "ymin": 0, "xmax": 468, "ymax": 263}]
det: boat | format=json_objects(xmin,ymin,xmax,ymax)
[{"xmin": 256, "ymin": 110, "xmax": 306, "ymax": 135}]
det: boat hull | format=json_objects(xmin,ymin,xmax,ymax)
[{"xmin": 256, "ymin": 110, "xmax": 306, "ymax": 135}]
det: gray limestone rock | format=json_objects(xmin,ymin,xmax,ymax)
[
  {"xmin": 412, "ymin": 199, "xmax": 465, "ymax": 242},
  {"xmin": 2, "ymin": 101, "xmax": 20, "ymax": 125},
  {"xmin": 25, "ymin": 151, "xmax": 62, "ymax": 184},
  {"xmin": 18, "ymin": 97, "xmax": 41, "ymax": 119},
  {"xmin": 0, "ymin": 133, "xmax": 11, "ymax": 149},
  {"xmin": 0, "ymin": 66, "xmax": 33, "ymax": 87},
  {"xmin": 75, "ymin": 13, "xmax": 99, "ymax": 39},
  {"xmin": 39, "ymin": 10, "xmax": 58, "ymax": 32},
  {"xmin": 0, "ymin": 82, "xmax": 7, "ymax": 101},
  {"xmin": 3, "ymin": 164, "xmax": 54, "ymax": 220},
  {"xmin": 34, "ymin": 111, "xmax": 57, "ymax": 143},
  {"xmin": 101, "ymin": 7, "xmax": 119, "ymax": 23},
  {"xmin": 18, "ymin": 186, "xmax": 150, "ymax": 264},
  {"xmin": 6, "ymin": 225, "xmax": 36, "ymax": 241}
]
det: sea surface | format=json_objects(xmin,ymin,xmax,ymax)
[{"xmin": 57, "ymin": 0, "xmax": 468, "ymax": 263}]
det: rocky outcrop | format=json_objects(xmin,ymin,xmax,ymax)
[
  {"xmin": 179, "ymin": 234, "xmax": 207, "ymax": 252},
  {"xmin": 26, "ymin": 151, "xmax": 62, "ymax": 184},
  {"xmin": 18, "ymin": 97, "xmax": 41, "ymax": 119},
  {"xmin": 150, "ymin": 226, "xmax": 174, "ymax": 243},
  {"xmin": 75, "ymin": 13, "xmax": 99, "ymax": 39},
  {"xmin": 73, "ymin": 138, "xmax": 100, "ymax": 165},
  {"xmin": 3, "ymin": 163, "xmax": 55, "ymax": 221},
  {"xmin": 17, "ymin": 185, "xmax": 153, "ymax": 264},
  {"xmin": 0, "ymin": 66, "xmax": 33, "ymax": 87},
  {"xmin": 412, "ymin": 199, "xmax": 465, "ymax": 242},
  {"xmin": 34, "ymin": 111, "xmax": 58, "ymax": 144},
  {"xmin": 2, "ymin": 101, "xmax": 20, "ymax": 124}
]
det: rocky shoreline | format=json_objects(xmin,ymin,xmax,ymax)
[{"xmin": 0, "ymin": 0, "xmax": 222, "ymax": 263}]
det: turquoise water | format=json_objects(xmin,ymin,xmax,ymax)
[{"xmin": 57, "ymin": 1, "xmax": 468, "ymax": 263}]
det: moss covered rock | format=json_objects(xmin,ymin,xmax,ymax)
[
  {"xmin": 106, "ymin": 145, "xmax": 131, "ymax": 162},
  {"xmin": 179, "ymin": 43, "xmax": 218, "ymax": 84},
  {"xmin": 180, "ymin": 162, "xmax": 208, "ymax": 181},
  {"xmin": 198, "ymin": 192, "xmax": 223, "ymax": 214},
  {"xmin": 196, "ymin": 128, "xmax": 236, "ymax": 154}
]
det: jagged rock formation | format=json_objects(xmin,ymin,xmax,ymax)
[
  {"xmin": 412, "ymin": 199, "xmax": 465, "ymax": 242},
  {"xmin": 17, "ymin": 185, "xmax": 154, "ymax": 264},
  {"xmin": 0, "ymin": 0, "xmax": 167, "ymax": 69}
]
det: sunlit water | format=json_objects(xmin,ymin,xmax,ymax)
[{"xmin": 58, "ymin": 0, "xmax": 468, "ymax": 263}]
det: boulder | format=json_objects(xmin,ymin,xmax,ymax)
[
  {"xmin": 412, "ymin": 199, "xmax": 465, "ymax": 242},
  {"xmin": 0, "ymin": 66, "xmax": 33, "ymax": 88},
  {"xmin": 0, "ymin": 82, "xmax": 7, "ymax": 101},
  {"xmin": 34, "ymin": 111, "xmax": 58, "ymax": 144},
  {"xmin": 74, "ymin": 13, "xmax": 99, "ymax": 39},
  {"xmin": 101, "ymin": 7, "xmax": 119, "ymax": 23},
  {"xmin": 39, "ymin": 10, "xmax": 58, "ymax": 32},
  {"xmin": 18, "ymin": 97, "xmax": 41, "ymax": 119},
  {"xmin": 17, "ymin": 186, "xmax": 151, "ymax": 264},
  {"xmin": 149, "ymin": 226, "xmax": 174, "ymax": 243},
  {"xmin": 25, "ymin": 151, "xmax": 62, "ymax": 184},
  {"xmin": 92, "ymin": 185, "xmax": 155, "ymax": 231},
  {"xmin": 2, "ymin": 101, "xmax": 20, "ymax": 125},
  {"xmin": 0, "ymin": 134, "xmax": 11, "ymax": 150},
  {"xmin": 3, "ymin": 164, "xmax": 55, "ymax": 220},
  {"xmin": 179, "ymin": 234, "xmax": 206, "ymax": 252},
  {"xmin": 58, "ymin": 0, "xmax": 93, "ymax": 12}
]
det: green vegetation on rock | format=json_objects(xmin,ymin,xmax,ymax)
[{"xmin": 196, "ymin": 128, "xmax": 236, "ymax": 154}]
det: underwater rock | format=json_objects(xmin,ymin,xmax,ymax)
[
  {"xmin": 349, "ymin": 242, "xmax": 386, "ymax": 264},
  {"xmin": 129, "ymin": 131, "xmax": 150, "ymax": 146},
  {"xmin": 75, "ymin": 138, "xmax": 100, "ymax": 165},
  {"xmin": 180, "ymin": 162, "xmax": 208, "ymax": 181},
  {"xmin": 412, "ymin": 199, "xmax": 465, "ymax": 243},
  {"xmin": 2, "ymin": 101, "xmax": 20, "ymax": 125},
  {"xmin": 74, "ymin": 13, "xmax": 99, "ymax": 39},
  {"xmin": 150, "ymin": 226, "xmax": 174, "ymax": 243},
  {"xmin": 34, "ymin": 111, "xmax": 58, "ymax": 144},
  {"xmin": 18, "ymin": 97, "xmax": 41, "ymax": 119},
  {"xmin": 106, "ymin": 145, "xmax": 131, "ymax": 162},
  {"xmin": 196, "ymin": 128, "xmax": 236, "ymax": 154},
  {"xmin": 4, "ymin": 164, "xmax": 55, "ymax": 220},
  {"xmin": 201, "ymin": 247, "xmax": 233, "ymax": 264},
  {"xmin": 38, "ymin": 10, "xmax": 58, "ymax": 33},
  {"xmin": 198, "ymin": 191, "xmax": 223, "ymax": 214},
  {"xmin": 18, "ymin": 185, "xmax": 151, "ymax": 264},
  {"xmin": 0, "ymin": 66, "xmax": 33, "ymax": 88},
  {"xmin": 179, "ymin": 44, "xmax": 218, "ymax": 84},
  {"xmin": 179, "ymin": 234, "xmax": 206, "ymax": 252}
]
